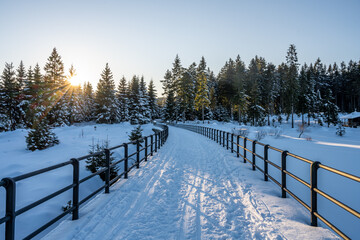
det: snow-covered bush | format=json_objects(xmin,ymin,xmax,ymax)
[
  {"xmin": 268, "ymin": 127, "xmax": 282, "ymax": 138},
  {"xmin": 232, "ymin": 127, "xmax": 249, "ymax": 137},
  {"xmin": 85, "ymin": 140, "xmax": 118, "ymax": 181},
  {"xmin": 255, "ymin": 129, "xmax": 267, "ymax": 141},
  {"xmin": 336, "ymin": 124, "xmax": 346, "ymax": 136},
  {"xmin": 26, "ymin": 120, "xmax": 59, "ymax": 151}
]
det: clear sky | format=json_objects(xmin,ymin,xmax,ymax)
[{"xmin": 1, "ymin": 0, "xmax": 359, "ymax": 94}]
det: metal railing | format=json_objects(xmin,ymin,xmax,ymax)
[
  {"xmin": 175, "ymin": 124, "xmax": 359, "ymax": 240},
  {"xmin": 0, "ymin": 124, "xmax": 169, "ymax": 240}
]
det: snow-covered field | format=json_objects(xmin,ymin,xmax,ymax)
[
  {"xmin": 44, "ymin": 126, "xmax": 338, "ymax": 240},
  {"xmin": 0, "ymin": 122, "xmax": 160, "ymax": 239},
  {"xmin": 182, "ymin": 118, "xmax": 360, "ymax": 239}
]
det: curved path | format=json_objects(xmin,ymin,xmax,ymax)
[{"xmin": 44, "ymin": 126, "xmax": 337, "ymax": 240}]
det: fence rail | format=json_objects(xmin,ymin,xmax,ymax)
[
  {"xmin": 0, "ymin": 124, "xmax": 169, "ymax": 240},
  {"xmin": 175, "ymin": 124, "xmax": 359, "ymax": 240}
]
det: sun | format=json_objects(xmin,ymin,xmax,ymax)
[{"xmin": 69, "ymin": 75, "xmax": 81, "ymax": 86}]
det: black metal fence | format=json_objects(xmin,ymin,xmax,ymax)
[
  {"xmin": 175, "ymin": 124, "xmax": 359, "ymax": 240},
  {"xmin": 0, "ymin": 124, "xmax": 169, "ymax": 240}
]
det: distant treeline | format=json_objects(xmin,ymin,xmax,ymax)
[{"xmin": 161, "ymin": 44, "xmax": 360, "ymax": 127}]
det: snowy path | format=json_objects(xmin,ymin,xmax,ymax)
[{"xmin": 44, "ymin": 126, "xmax": 337, "ymax": 240}]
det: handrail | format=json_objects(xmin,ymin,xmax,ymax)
[
  {"xmin": 0, "ymin": 123, "xmax": 169, "ymax": 240},
  {"xmin": 175, "ymin": 123, "xmax": 358, "ymax": 240}
]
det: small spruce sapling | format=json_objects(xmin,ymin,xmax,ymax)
[
  {"xmin": 85, "ymin": 139, "xmax": 118, "ymax": 181},
  {"xmin": 26, "ymin": 119, "xmax": 59, "ymax": 151},
  {"xmin": 336, "ymin": 123, "xmax": 346, "ymax": 136},
  {"xmin": 128, "ymin": 125, "xmax": 144, "ymax": 145},
  {"xmin": 62, "ymin": 200, "xmax": 72, "ymax": 213}
]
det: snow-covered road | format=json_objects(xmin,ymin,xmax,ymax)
[{"xmin": 44, "ymin": 126, "xmax": 338, "ymax": 240}]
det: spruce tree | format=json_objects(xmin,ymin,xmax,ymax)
[
  {"xmin": 26, "ymin": 119, "xmax": 59, "ymax": 151},
  {"xmin": 195, "ymin": 72, "xmax": 210, "ymax": 123},
  {"xmin": 117, "ymin": 76, "xmax": 129, "ymax": 122},
  {"xmin": 0, "ymin": 63, "xmax": 21, "ymax": 131},
  {"xmin": 128, "ymin": 76, "xmax": 141, "ymax": 124},
  {"xmin": 43, "ymin": 48, "xmax": 69, "ymax": 126},
  {"xmin": 83, "ymin": 82, "xmax": 95, "ymax": 121},
  {"xmin": 285, "ymin": 44, "xmax": 299, "ymax": 128},
  {"xmin": 23, "ymin": 66, "xmax": 35, "ymax": 127},
  {"xmin": 95, "ymin": 63, "xmax": 118, "ymax": 123},
  {"xmin": 85, "ymin": 139, "xmax": 118, "ymax": 181},
  {"xmin": 139, "ymin": 76, "xmax": 150, "ymax": 123},
  {"xmin": 162, "ymin": 70, "xmax": 176, "ymax": 121},
  {"xmin": 16, "ymin": 61, "xmax": 28, "ymax": 127},
  {"xmin": 148, "ymin": 79, "xmax": 158, "ymax": 120},
  {"xmin": 128, "ymin": 125, "xmax": 144, "ymax": 143}
]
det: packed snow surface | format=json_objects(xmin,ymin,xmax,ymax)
[{"xmin": 44, "ymin": 126, "xmax": 338, "ymax": 240}]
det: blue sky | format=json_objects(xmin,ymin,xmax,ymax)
[{"xmin": 0, "ymin": 0, "xmax": 359, "ymax": 93}]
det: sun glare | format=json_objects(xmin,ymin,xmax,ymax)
[{"xmin": 69, "ymin": 75, "xmax": 81, "ymax": 86}]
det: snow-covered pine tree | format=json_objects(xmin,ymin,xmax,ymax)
[
  {"xmin": 67, "ymin": 65, "xmax": 85, "ymax": 123},
  {"xmin": 83, "ymin": 81, "xmax": 95, "ymax": 121},
  {"xmin": 128, "ymin": 75, "xmax": 143, "ymax": 124},
  {"xmin": 177, "ymin": 63, "xmax": 196, "ymax": 121},
  {"xmin": 148, "ymin": 79, "xmax": 158, "ymax": 120},
  {"xmin": 285, "ymin": 44, "xmax": 299, "ymax": 128},
  {"xmin": 43, "ymin": 48, "xmax": 70, "ymax": 126},
  {"xmin": 22, "ymin": 66, "xmax": 35, "ymax": 127},
  {"xmin": 0, "ymin": 62, "xmax": 22, "ymax": 131},
  {"xmin": 128, "ymin": 125, "xmax": 144, "ymax": 144},
  {"xmin": 26, "ymin": 118, "xmax": 59, "ymax": 151},
  {"xmin": 95, "ymin": 63, "xmax": 119, "ymax": 124},
  {"xmin": 117, "ymin": 76, "xmax": 129, "ymax": 122},
  {"xmin": 321, "ymin": 88, "xmax": 339, "ymax": 127},
  {"xmin": 85, "ymin": 139, "xmax": 118, "ymax": 181},
  {"xmin": 15, "ymin": 61, "xmax": 28, "ymax": 127},
  {"xmin": 139, "ymin": 76, "xmax": 150, "ymax": 123},
  {"xmin": 194, "ymin": 72, "xmax": 211, "ymax": 123},
  {"xmin": 233, "ymin": 55, "xmax": 248, "ymax": 124},
  {"xmin": 162, "ymin": 70, "xmax": 176, "ymax": 121}
]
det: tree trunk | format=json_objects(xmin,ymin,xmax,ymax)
[
  {"xmin": 202, "ymin": 104, "xmax": 204, "ymax": 124},
  {"xmin": 291, "ymin": 105, "xmax": 294, "ymax": 128},
  {"xmin": 308, "ymin": 113, "xmax": 310, "ymax": 126},
  {"xmin": 302, "ymin": 112, "xmax": 304, "ymax": 125},
  {"xmin": 238, "ymin": 106, "xmax": 241, "ymax": 125}
]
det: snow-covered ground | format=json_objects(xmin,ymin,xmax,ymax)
[
  {"xmin": 0, "ymin": 119, "xmax": 358, "ymax": 239},
  {"xmin": 0, "ymin": 122, "xmax": 160, "ymax": 239},
  {"xmin": 44, "ymin": 126, "xmax": 338, "ymax": 240},
  {"xmin": 181, "ymin": 118, "xmax": 360, "ymax": 239}
]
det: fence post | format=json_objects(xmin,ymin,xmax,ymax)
[
  {"xmin": 231, "ymin": 134, "xmax": 234, "ymax": 153},
  {"xmin": 158, "ymin": 132, "xmax": 161, "ymax": 149},
  {"xmin": 145, "ymin": 137, "xmax": 148, "ymax": 161},
  {"xmin": 223, "ymin": 131, "xmax": 225, "ymax": 147},
  {"xmin": 264, "ymin": 145, "xmax": 269, "ymax": 181},
  {"xmin": 155, "ymin": 133, "xmax": 158, "ymax": 152},
  {"xmin": 71, "ymin": 158, "xmax": 79, "ymax": 220},
  {"xmin": 281, "ymin": 150, "xmax": 288, "ymax": 198},
  {"xmin": 124, "ymin": 143, "xmax": 128, "ymax": 179},
  {"xmin": 311, "ymin": 161, "xmax": 320, "ymax": 226},
  {"xmin": 150, "ymin": 135, "xmax": 153, "ymax": 156},
  {"xmin": 104, "ymin": 149, "xmax": 110, "ymax": 193},
  {"xmin": 136, "ymin": 140, "xmax": 140, "ymax": 168},
  {"xmin": 252, "ymin": 141, "xmax": 257, "ymax": 171},
  {"xmin": 243, "ymin": 137, "xmax": 247, "ymax": 163},
  {"xmin": 226, "ymin": 132, "xmax": 229, "ymax": 150},
  {"xmin": 3, "ymin": 177, "xmax": 16, "ymax": 240},
  {"xmin": 236, "ymin": 136, "xmax": 240, "ymax": 158}
]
